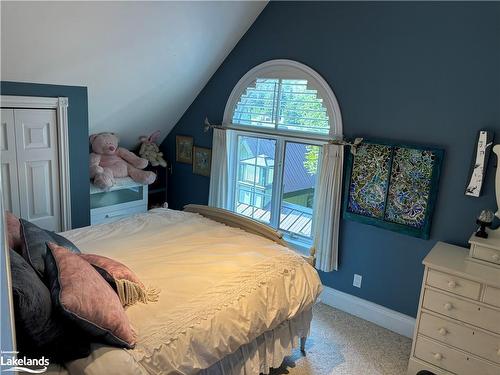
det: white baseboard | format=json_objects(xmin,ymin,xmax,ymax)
[{"xmin": 320, "ymin": 285, "xmax": 416, "ymax": 338}]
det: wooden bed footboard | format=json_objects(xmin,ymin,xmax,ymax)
[{"xmin": 183, "ymin": 204, "xmax": 315, "ymax": 266}]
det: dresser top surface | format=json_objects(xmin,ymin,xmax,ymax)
[
  {"xmin": 469, "ymin": 228, "xmax": 500, "ymax": 249},
  {"xmin": 424, "ymin": 242, "xmax": 500, "ymax": 287},
  {"xmin": 90, "ymin": 177, "xmax": 145, "ymax": 194}
]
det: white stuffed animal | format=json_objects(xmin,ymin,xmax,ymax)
[{"xmin": 138, "ymin": 131, "xmax": 167, "ymax": 168}]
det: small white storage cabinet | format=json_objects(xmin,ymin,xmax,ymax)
[{"xmin": 90, "ymin": 177, "xmax": 148, "ymax": 225}]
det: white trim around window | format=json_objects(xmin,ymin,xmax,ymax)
[
  {"xmin": 222, "ymin": 60, "xmax": 344, "ymax": 266},
  {"xmin": 223, "ymin": 59, "xmax": 343, "ymax": 138}
]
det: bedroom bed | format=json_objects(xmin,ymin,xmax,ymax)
[{"xmin": 46, "ymin": 205, "xmax": 322, "ymax": 375}]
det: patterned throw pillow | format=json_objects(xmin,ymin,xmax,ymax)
[
  {"xmin": 79, "ymin": 253, "xmax": 159, "ymax": 307},
  {"xmin": 45, "ymin": 242, "xmax": 136, "ymax": 349},
  {"xmin": 20, "ymin": 219, "xmax": 80, "ymax": 279}
]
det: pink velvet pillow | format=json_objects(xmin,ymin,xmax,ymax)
[
  {"xmin": 5, "ymin": 211, "xmax": 22, "ymax": 252},
  {"xmin": 45, "ymin": 243, "xmax": 136, "ymax": 348},
  {"xmin": 79, "ymin": 253, "xmax": 158, "ymax": 307},
  {"xmin": 79, "ymin": 253, "xmax": 144, "ymax": 288}
]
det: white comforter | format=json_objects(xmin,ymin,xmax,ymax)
[{"xmin": 60, "ymin": 208, "xmax": 322, "ymax": 374}]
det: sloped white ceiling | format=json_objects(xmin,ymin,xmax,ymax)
[{"xmin": 1, "ymin": 1, "xmax": 266, "ymax": 148}]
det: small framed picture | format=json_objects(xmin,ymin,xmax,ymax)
[
  {"xmin": 176, "ymin": 135, "xmax": 193, "ymax": 164},
  {"xmin": 192, "ymin": 146, "xmax": 212, "ymax": 177}
]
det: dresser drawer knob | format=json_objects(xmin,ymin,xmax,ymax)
[
  {"xmin": 497, "ymin": 348, "xmax": 500, "ymax": 357},
  {"xmin": 492, "ymin": 254, "xmax": 500, "ymax": 262},
  {"xmin": 433, "ymin": 352, "xmax": 443, "ymax": 361},
  {"xmin": 438, "ymin": 327, "xmax": 448, "ymax": 336},
  {"xmin": 444, "ymin": 302, "xmax": 453, "ymax": 311},
  {"xmin": 447, "ymin": 280, "xmax": 457, "ymax": 288}
]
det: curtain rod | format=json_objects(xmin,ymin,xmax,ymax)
[{"xmin": 203, "ymin": 117, "xmax": 363, "ymax": 154}]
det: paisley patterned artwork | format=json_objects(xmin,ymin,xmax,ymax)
[
  {"xmin": 384, "ymin": 148, "xmax": 435, "ymax": 228},
  {"xmin": 347, "ymin": 144, "xmax": 392, "ymax": 218},
  {"xmin": 344, "ymin": 141, "xmax": 443, "ymax": 239}
]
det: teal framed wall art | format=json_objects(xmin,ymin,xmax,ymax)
[{"xmin": 343, "ymin": 140, "xmax": 444, "ymax": 239}]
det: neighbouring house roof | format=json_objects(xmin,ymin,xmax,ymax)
[{"xmin": 241, "ymin": 154, "xmax": 275, "ymax": 168}]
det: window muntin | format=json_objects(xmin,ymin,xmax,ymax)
[{"xmin": 232, "ymin": 78, "xmax": 330, "ymax": 135}]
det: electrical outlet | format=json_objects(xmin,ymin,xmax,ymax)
[{"xmin": 353, "ymin": 274, "xmax": 362, "ymax": 288}]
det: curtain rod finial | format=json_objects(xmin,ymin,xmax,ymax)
[
  {"xmin": 204, "ymin": 117, "xmax": 212, "ymax": 133},
  {"xmin": 204, "ymin": 117, "xmax": 226, "ymax": 133}
]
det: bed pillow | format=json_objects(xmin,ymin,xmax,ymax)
[
  {"xmin": 45, "ymin": 242, "xmax": 136, "ymax": 349},
  {"xmin": 10, "ymin": 248, "xmax": 91, "ymax": 362},
  {"xmin": 20, "ymin": 219, "xmax": 80, "ymax": 278},
  {"xmin": 79, "ymin": 253, "xmax": 158, "ymax": 307},
  {"xmin": 5, "ymin": 211, "xmax": 22, "ymax": 252}
]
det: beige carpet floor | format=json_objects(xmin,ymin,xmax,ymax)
[{"xmin": 270, "ymin": 303, "xmax": 412, "ymax": 375}]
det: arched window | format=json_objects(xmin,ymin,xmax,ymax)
[
  {"xmin": 224, "ymin": 59, "xmax": 342, "ymax": 138},
  {"xmin": 221, "ymin": 60, "xmax": 343, "ymax": 251}
]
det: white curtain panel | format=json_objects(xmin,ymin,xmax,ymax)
[
  {"xmin": 312, "ymin": 144, "xmax": 344, "ymax": 272},
  {"xmin": 208, "ymin": 128, "xmax": 228, "ymax": 209}
]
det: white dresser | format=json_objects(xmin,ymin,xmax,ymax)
[
  {"xmin": 407, "ymin": 242, "xmax": 500, "ymax": 375},
  {"xmin": 90, "ymin": 177, "xmax": 148, "ymax": 225}
]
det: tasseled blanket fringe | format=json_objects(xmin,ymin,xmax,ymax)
[{"xmin": 115, "ymin": 279, "xmax": 160, "ymax": 307}]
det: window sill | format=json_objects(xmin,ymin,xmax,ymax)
[{"xmin": 284, "ymin": 235, "xmax": 312, "ymax": 257}]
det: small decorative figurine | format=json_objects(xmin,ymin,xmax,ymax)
[
  {"xmin": 476, "ymin": 209, "xmax": 494, "ymax": 238},
  {"xmin": 139, "ymin": 131, "xmax": 167, "ymax": 168}
]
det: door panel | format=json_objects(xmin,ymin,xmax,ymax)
[
  {"xmin": 1, "ymin": 118, "xmax": 9, "ymax": 151},
  {"xmin": 26, "ymin": 160, "xmax": 54, "ymax": 219},
  {"xmin": 23, "ymin": 121, "xmax": 51, "ymax": 149},
  {"xmin": 0, "ymin": 109, "xmax": 20, "ymax": 215},
  {"xmin": 14, "ymin": 109, "xmax": 60, "ymax": 231}
]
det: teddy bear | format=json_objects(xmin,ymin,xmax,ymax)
[
  {"xmin": 138, "ymin": 131, "xmax": 167, "ymax": 168},
  {"xmin": 89, "ymin": 132, "xmax": 156, "ymax": 190}
]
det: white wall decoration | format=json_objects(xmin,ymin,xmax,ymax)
[{"xmin": 465, "ymin": 130, "xmax": 494, "ymax": 197}]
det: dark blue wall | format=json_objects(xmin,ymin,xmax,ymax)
[
  {"xmin": 1, "ymin": 81, "xmax": 90, "ymax": 229},
  {"xmin": 161, "ymin": 2, "xmax": 500, "ymax": 316}
]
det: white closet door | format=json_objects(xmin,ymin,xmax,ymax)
[
  {"xmin": 0, "ymin": 109, "xmax": 21, "ymax": 215},
  {"xmin": 14, "ymin": 109, "xmax": 61, "ymax": 231}
]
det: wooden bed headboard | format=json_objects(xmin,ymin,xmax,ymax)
[{"xmin": 183, "ymin": 204, "xmax": 315, "ymax": 266}]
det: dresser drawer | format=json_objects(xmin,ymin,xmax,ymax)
[
  {"xmin": 90, "ymin": 204, "xmax": 147, "ymax": 225},
  {"xmin": 423, "ymin": 289, "xmax": 500, "ymax": 334},
  {"xmin": 483, "ymin": 286, "xmax": 500, "ymax": 308},
  {"xmin": 472, "ymin": 245, "xmax": 500, "ymax": 265},
  {"xmin": 426, "ymin": 269, "xmax": 481, "ymax": 300},
  {"xmin": 414, "ymin": 335, "xmax": 500, "ymax": 375},
  {"xmin": 419, "ymin": 312, "xmax": 500, "ymax": 364}
]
